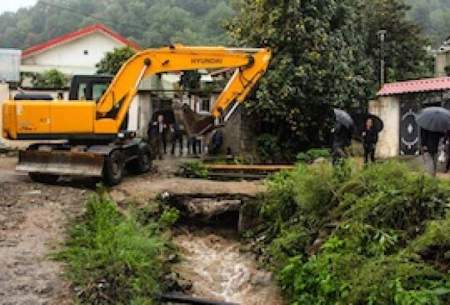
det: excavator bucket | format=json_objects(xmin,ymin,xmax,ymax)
[
  {"xmin": 16, "ymin": 149, "xmax": 105, "ymax": 177},
  {"xmin": 173, "ymin": 102, "xmax": 216, "ymax": 136}
]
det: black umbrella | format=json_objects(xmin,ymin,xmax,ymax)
[
  {"xmin": 352, "ymin": 113, "xmax": 384, "ymax": 131},
  {"xmin": 334, "ymin": 108, "xmax": 354, "ymax": 130},
  {"xmin": 365, "ymin": 113, "xmax": 384, "ymax": 132},
  {"xmin": 416, "ymin": 107, "xmax": 450, "ymax": 133}
]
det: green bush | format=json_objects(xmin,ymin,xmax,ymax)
[
  {"xmin": 178, "ymin": 161, "xmax": 208, "ymax": 178},
  {"xmin": 56, "ymin": 194, "xmax": 172, "ymax": 305},
  {"xmin": 257, "ymin": 161, "xmax": 450, "ymax": 305},
  {"xmin": 257, "ymin": 133, "xmax": 283, "ymax": 163},
  {"xmin": 296, "ymin": 148, "xmax": 331, "ymax": 163}
]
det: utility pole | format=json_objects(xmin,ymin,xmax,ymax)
[{"xmin": 377, "ymin": 30, "xmax": 387, "ymax": 88}]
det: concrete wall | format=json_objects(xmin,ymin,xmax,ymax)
[
  {"xmin": 221, "ymin": 106, "xmax": 258, "ymax": 159},
  {"xmin": 128, "ymin": 94, "xmax": 153, "ymax": 138},
  {"xmin": 369, "ymin": 96, "xmax": 400, "ymax": 158}
]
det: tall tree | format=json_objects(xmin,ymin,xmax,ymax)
[
  {"xmin": 96, "ymin": 47, "xmax": 136, "ymax": 75},
  {"xmin": 0, "ymin": 0, "xmax": 234, "ymax": 49},
  {"xmin": 227, "ymin": 0, "xmax": 372, "ymax": 157},
  {"xmin": 363, "ymin": 0, "xmax": 433, "ymax": 85},
  {"xmin": 32, "ymin": 69, "xmax": 66, "ymax": 88},
  {"xmin": 406, "ymin": 0, "xmax": 450, "ymax": 46}
]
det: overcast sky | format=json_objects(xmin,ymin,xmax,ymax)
[{"xmin": 0, "ymin": 0, "xmax": 37, "ymax": 14}]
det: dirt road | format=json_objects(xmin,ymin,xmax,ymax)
[
  {"xmin": 0, "ymin": 179, "xmax": 89, "ymax": 305},
  {"xmin": 0, "ymin": 156, "xmax": 93, "ymax": 304}
]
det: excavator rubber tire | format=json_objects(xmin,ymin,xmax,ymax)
[
  {"xmin": 127, "ymin": 144, "xmax": 152, "ymax": 174},
  {"xmin": 29, "ymin": 173, "xmax": 60, "ymax": 184},
  {"xmin": 103, "ymin": 150, "xmax": 125, "ymax": 186}
]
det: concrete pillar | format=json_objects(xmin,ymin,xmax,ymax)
[
  {"xmin": 369, "ymin": 96, "xmax": 400, "ymax": 158},
  {"xmin": 435, "ymin": 53, "xmax": 447, "ymax": 77}
]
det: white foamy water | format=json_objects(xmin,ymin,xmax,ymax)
[{"xmin": 173, "ymin": 228, "xmax": 284, "ymax": 305}]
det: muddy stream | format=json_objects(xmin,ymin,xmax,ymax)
[{"xmin": 172, "ymin": 226, "xmax": 284, "ymax": 305}]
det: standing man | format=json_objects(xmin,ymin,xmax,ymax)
[
  {"xmin": 170, "ymin": 122, "xmax": 184, "ymax": 156},
  {"xmin": 188, "ymin": 136, "xmax": 197, "ymax": 156},
  {"xmin": 149, "ymin": 114, "xmax": 167, "ymax": 159},
  {"xmin": 362, "ymin": 118, "xmax": 379, "ymax": 165},
  {"xmin": 421, "ymin": 129, "xmax": 443, "ymax": 176},
  {"xmin": 332, "ymin": 122, "xmax": 352, "ymax": 165}
]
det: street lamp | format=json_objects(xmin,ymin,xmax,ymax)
[{"xmin": 377, "ymin": 30, "xmax": 387, "ymax": 88}]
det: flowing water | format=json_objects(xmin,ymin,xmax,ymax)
[{"xmin": 173, "ymin": 227, "xmax": 284, "ymax": 305}]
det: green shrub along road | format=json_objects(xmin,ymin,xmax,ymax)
[
  {"xmin": 255, "ymin": 161, "xmax": 450, "ymax": 305},
  {"xmin": 56, "ymin": 193, "xmax": 179, "ymax": 305}
]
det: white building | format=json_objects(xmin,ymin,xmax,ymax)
[{"xmin": 21, "ymin": 23, "xmax": 140, "ymax": 76}]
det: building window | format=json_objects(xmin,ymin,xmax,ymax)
[
  {"xmin": 83, "ymin": 50, "xmax": 89, "ymax": 55},
  {"xmin": 200, "ymin": 98, "xmax": 210, "ymax": 112}
]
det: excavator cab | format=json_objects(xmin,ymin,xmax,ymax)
[{"xmin": 69, "ymin": 75, "xmax": 113, "ymax": 101}]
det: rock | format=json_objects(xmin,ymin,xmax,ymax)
[
  {"xmin": 180, "ymin": 198, "xmax": 241, "ymax": 222},
  {"xmin": 313, "ymin": 157, "xmax": 328, "ymax": 164},
  {"xmin": 25, "ymin": 190, "xmax": 42, "ymax": 196}
]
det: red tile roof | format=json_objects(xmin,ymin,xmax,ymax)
[
  {"xmin": 22, "ymin": 23, "xmax": 141, "ymax": 58},
  {"xmin": 377, "ymin": 77, "xmax": 450, "ymax": 96}
]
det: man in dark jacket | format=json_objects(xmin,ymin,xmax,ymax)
[
  {"xmin": 332, "ymin": 122, "xmax": 352, "ymax": 165},
  {"xmin": 148, "ymin": 114, "xmax": 167, "ymax": 160},
  {"xmin": 170, "ymin": 122, "xmax": 184, "ymax": 156},
  {"xmin": 362, "ymin": 118, "xmax": 379, "ymax": 164},
  {"xmin": 421, "ymin": 129, "xmax": 443, "ymax": 176}
]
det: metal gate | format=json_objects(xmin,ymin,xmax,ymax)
[{"xmin": 400, "ymin": 100, "xmax": 420, "ymax": 155}]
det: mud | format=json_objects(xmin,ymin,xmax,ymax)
[{"xmin": 0, "ymin": 181, "xmax": 89, "ymax": 305}]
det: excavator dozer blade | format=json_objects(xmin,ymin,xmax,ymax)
[
  {"xmin": 16, "ymin": 150, "xmax": 104, "ymax": 177},
  {"xmin": 173, "ymin": 102, "xmax": 215, "ymax": 136}
]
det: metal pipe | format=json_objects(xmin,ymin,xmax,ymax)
[{"xmin": 158, "ymin": 293, "xmax": 240, "ymax": 305}]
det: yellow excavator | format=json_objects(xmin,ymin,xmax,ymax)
[{"xmin": 3, "ymin": 45, "xmax": 271, "ymax": 185}]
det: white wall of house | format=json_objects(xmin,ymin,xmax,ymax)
[
  {"xmin": 22, "ymin": 32, "xmax": 125, "ymax": 75},
  {"xmin": 369, "ymin": 96, "xmax": 400, "ymax": 158}
]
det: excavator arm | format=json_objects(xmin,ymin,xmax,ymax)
[{"xmin": 95, "ymin": 45, "xmax": 271, "ymax": 135}]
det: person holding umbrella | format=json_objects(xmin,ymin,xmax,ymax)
[
  {"xmin": 421, "ymin": 129, "xmax": 443, "ymax": 176},
  {"xmin": 332, "ymin": 109, "xmax": 354, "ymax": 165},
  {"xmin": 416, "ymin": 107, "xmax": 450, "ymax": 176},
  {"xmin": 361, "ymin": 115, "xmax": 383, "ymax": 165}
]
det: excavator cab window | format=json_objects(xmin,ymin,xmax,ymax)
[
  {"xmin": 69, "ymin": 75, "xmax": 113, "ymax": 101},
  {"xmin": 93, "ymin": 83, "xmax": 109, "ymax": 101}
]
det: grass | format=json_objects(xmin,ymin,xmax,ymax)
[
  {"xmin": 178, "ymin": 161, "xmax": 209, "ymax": 178},
  {"xmin": 253, "ymin": 160, "xmax": 450, "ymax": 305},
  {"xmin": 55, "ymin": 193, "xmax": 177, "ymax": 305}
]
